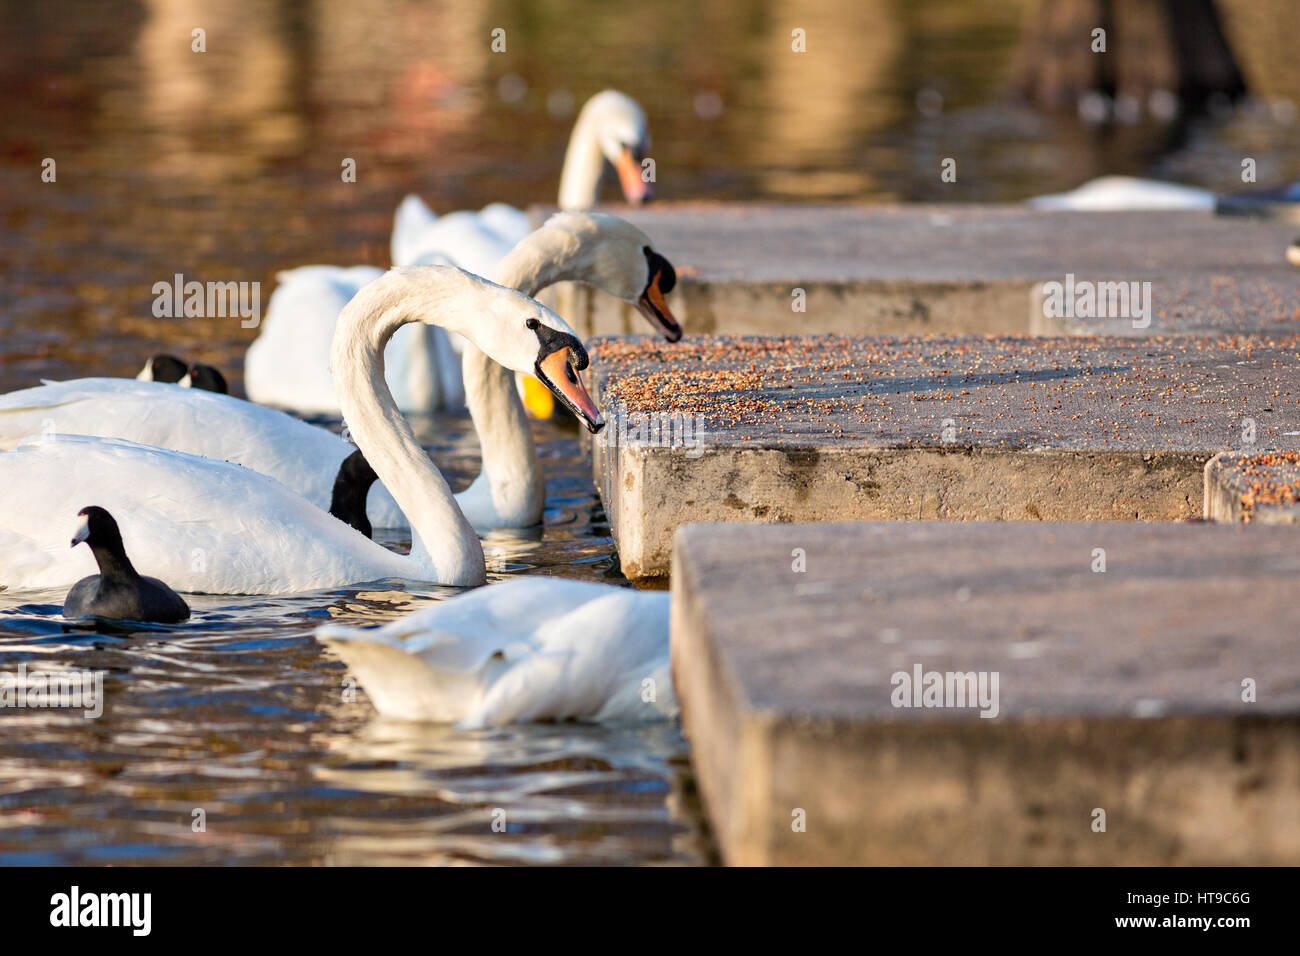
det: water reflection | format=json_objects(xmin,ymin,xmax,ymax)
[{"xmin": 1, "ymin": 0, "xmax": 1298, "ymax": 866}]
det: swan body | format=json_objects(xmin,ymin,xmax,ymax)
[
  {"xmin": 0, "ymin": 377, "xmax": 407, "ymax": 530},
  {"xmin": 391, "ymin": 196, "xmax": 531, "ymax": 273},
  {"xmin": 0, "ymin": 267, "xmax": 603, "ymax": 594},
  {"xmin": 245, "ymin": 265, "xmax": 462, "ymax": 414},
  {"xmin": 246, "ymin": 90, "xmax": 653, "ymax": 416},
  {"xmin": 1028, "ymin": 175, "xmax": 1214, "ymax": 211},
  {"xmin": 0, "ymin": 434, "xmax": 414, "ymax": 594},
  {"xmin": 0, "ymin": 214, "xmax": 679, "ymax": 531},
  {"xmin": 318, "ymin": 577, "xmax": 674, "ymax": 727}
]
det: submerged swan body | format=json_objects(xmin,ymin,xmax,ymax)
[
  {"xmin": 318, "ymin": 577, "xmax": 674, "ymax": 728},
  {"xmin": 0, "ymin": 267, "xmax": 603, "ymax": 594}
]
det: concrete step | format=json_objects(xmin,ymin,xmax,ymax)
[
  {"xmin": 670, "ymin": 520, "xmax": 1300, "ymax": 865},
  {"xmin": 1205, "ymin": 450, "xmax": 1300, "ymax": 523},
  {"xmin": 589, "ymin": 333, "xmax": 1300, "ymax": 580},
  {"xmin": 538, "ymin": 204, "xmax": 1300, "ymax": 339}
]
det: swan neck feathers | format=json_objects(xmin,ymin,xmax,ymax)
[
  {"xmin": 460, "ymin": 216, "xmax": 618, "ymax": 527},
  {"xmin": 331, "ymin": 268, "xmax": 485, "ymax": 585},
  {"xmin": 492, "ymin": 223, "xmax": 588, "ymax": 298}
]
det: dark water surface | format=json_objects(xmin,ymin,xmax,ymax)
[{"xmin": 2, "ymin": 0, "xmax": 1299, "ymax": 865}]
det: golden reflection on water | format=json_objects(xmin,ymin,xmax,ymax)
[{"xmin": 1, "ymin": 0, "xmax": 1299, "ymax": 865}]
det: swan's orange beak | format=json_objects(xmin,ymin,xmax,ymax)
[
  {"xmin": 536, "ymin": 348, "xmax": 604, "ymax": 433},
  {"xmin": 637, "ymin": 268, "xmax": 681, "ymax": 342},
  {"xmin": 615, "ymin": 147, "xmax": 653, "ymax": 205}
]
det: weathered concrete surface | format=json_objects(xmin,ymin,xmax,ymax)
[
  {"xmin": 591, "ymin": 334, "xmax": 1300, "ymax": 580},
  {"xmin": 671, "ymin": 521, "xmax": 1300, "ymax": 866},
  {"xmin": 1205, "ymin": 450, "xmax": 1300, "ymax": 523},
  {"xmin": 533, "ymin": 204, "xmax": 1300, "ymax": 338}
]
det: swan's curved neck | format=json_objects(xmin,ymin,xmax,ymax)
[
  {"xmin": 557, "ymin": 114, "xmax": 605, "ymax": 210},
  {"xmin": 460, "ymin": 231, "xmax": 601, "ymax": 523},
  {"xmin": 332, "ymin": 272, "xmax": 485, "ymax": 585},
  {"xmin": 496, "ymin": 234, "xmax": 585, "ymax": 300}
]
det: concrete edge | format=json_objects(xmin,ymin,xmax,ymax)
[
  {"xmin": 600, "ymin": 442, "xmax": 1208, "ymax": 582},
  {"xmin": 670, "ymin": 521, "xmax": 1300, "ymax": 864}
]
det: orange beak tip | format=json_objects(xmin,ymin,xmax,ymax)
[
  {"xmin": 640, "ymin": 284, "xmax": 683, "ymax": 342},
  {"xmin": 537, "ymin": 350, "xmax": 604, "ymax": 432}
]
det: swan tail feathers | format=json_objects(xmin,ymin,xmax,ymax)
[
  {"xmin": 319, "ymin": 627, "xmax": 486, "ymax": 723},
  {"xmin": 391, "ymin": 194, "xmax": 440, "ymax": 267}
]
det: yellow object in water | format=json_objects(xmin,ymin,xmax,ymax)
[{"xmin": 521, "ymin": 374, "xmax": 555, "ymax": 419}]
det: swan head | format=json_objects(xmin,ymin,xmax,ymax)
[
  {"xmin": 419, "ymin": 267, "xmax": 606, "ymax": 433},
  {"xmin": 535, "ymin": 212, "xmax": 682, "ymax": 341},
  {"xmin": 524, "ymin": 316, "xmax": 604, "ymax": 433},
  {"xmin": 568, "ymin": 90, "xmax": 652, "ymax": 206}
]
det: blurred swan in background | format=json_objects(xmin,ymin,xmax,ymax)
[
  {"xmin": 245, "ymin": 90, "xmax": 653, "ymax": 416},
  {"xmin": 1027, "ymin": 175, "xmax": 1214, "ymax": 210}
]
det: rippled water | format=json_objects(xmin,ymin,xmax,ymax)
[
  {"xmin": 3, "ymin": 0, "xmax": 1300, "ymax": 866},
  {"xmin": 0, "ymin": 414, "xmax": 709, "ymax": 865}
]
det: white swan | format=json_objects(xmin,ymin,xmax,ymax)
[
  {"xmin": 1027, "ymin": 175, "xmax": 1214, "ymax": 211},
  {"xmin": 318, "ymin": 577, "xmax": 674, "ymax": 727},
  {"xmin": 0, "ymin": 214, "xmax": 679, "ymax": 530},
  {"xmin": 246, "ymin": 90, "xmax": 653, "ymax": 415},
  {"xmin": 0, "ymin": 377, "xmax": 405, "ymax": 530},
  {"xmin": 459, "ymin": 212, "xmax": 679, "ymax": 527},
  {"xmin": 0, "ymin": 267, "xmax": 603, "ymax": 594},
  {"xmin": 391, "ymin": 91, "xmax": 652, "ymax": 268}
]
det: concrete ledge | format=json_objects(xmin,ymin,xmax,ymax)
[
  {"xmin": 599, "ymin": 441, "xmax": 1204, "ymax": 581},
  {"xmin": 1205, "ymin": 450, "xmax": 1300, "ymax": 523},
  {"xmin": 671, "ymin": 521, "xmax": 1300, "ymax": 865},
  {"xmin": 591, "ymin": 334, "xmax": 1300, "ymax": 580},
  {"xmin": 536, "ymin": 204, "xmax": 1300, "ymax": 338}
]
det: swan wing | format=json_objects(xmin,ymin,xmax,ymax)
[
  {"xmin": 391, "ymin": 194, "xmax": 440, "ymax": 267},
  {"xmin": 396, "ymin": 209, "xmax": 521, "ymax": 278},
  {"xmin": 476, "ymin": 203, "xmax": 532, "ymax": 245},
  {"xmin": 245, "ymin": 265, "xmax": 384, "ymax": 414},
  {"xmin": 0, "ymin": 377, "xmax": 408, "ymax": 530}
]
